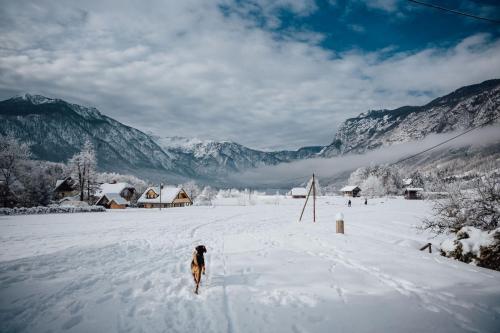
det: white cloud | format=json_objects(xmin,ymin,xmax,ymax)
[
  {"xmin": 0, "ymin": 0, "xmax": 499, "ymax": 150},
  {"xmin": 365, "ymin": 0, "xmax": 399, "ymax": 12}
]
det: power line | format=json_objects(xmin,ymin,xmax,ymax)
[
  {"xmin": 407, "ymin": 0, "xmax": 500, "ymax": 24},
  {"xmin": 390, "ymin": 113, "xmax": 500, "ymax": 166}
]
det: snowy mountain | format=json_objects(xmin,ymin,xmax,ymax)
[
  {"xmin": 0, "ymin": 95, "xmax": 321, "ymax": 182},
  {"xmin": 151, "ymin": 135, "xmax": 322, "ymax": 177},
  {"xmin": 0, "ymin": 94, "xmax": 194, "ymax": 182},
  {"xmin": 320, "ymin": 79, "xmax": 500, "ymax": 157}
]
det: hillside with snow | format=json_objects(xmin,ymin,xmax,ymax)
[
  {"xmin": 1, "ymin": 79, "xmax": 499, "ymax": 186},
  {"xmin": 0, "ymin": 96, "xmax": 321, "ymax": 183},
  {"xmin": 0, "ymin": 196, "xmax": 499, "ymax": 332},
  {"xmin": 320, "ymin": 79, "xmax": 500, "ymax": 157},
  {"xmin": 153, "ymin": 135, "xmax": 322, "ymax": 177}
]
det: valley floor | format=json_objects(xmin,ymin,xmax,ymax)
[{"xmin": 0, "ymin": 196, "xmax": 499, "ymax": 332}]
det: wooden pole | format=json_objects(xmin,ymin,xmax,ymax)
[
  {"xmin": 299, "ymin": 178, "xmax": 314, "ymax": 222},
  {"xmin": 420, "ymin": 243, "xmax": 432, "ymax": 253},
  {"xmin": 159, "ymin": 182, "xmax": 162, "ymax": 211},
  {"xmin": 312, "ymin": 173, "xmax": 316, "ymax": 223}
]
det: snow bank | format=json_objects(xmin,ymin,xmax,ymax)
[
  {"xmin": 441, "ymin": 226, "xmax": 500, "ymax": 270},
  {"xmin": 1, "ymin": 197, "xmax": 499, "ymax": 333},
  {"xmin": 0, "ymin": 205, "xmax": 105, "ymax": 215}
]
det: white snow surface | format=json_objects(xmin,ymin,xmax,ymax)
[{"xmin": 1, "ymin": 196, "xmax": 499, "ymax": 333}]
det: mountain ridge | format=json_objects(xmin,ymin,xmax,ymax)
[
  {"xmin": 0, "ymin": 95, "xmax": 321, "ymax": 183},
  {"xmin": 320, "ymin": 79, "xmax": 500, "ymax": 157},
  {"xmin": 1, "ymin": 78, "xmax": 499, "ymax": 185}
]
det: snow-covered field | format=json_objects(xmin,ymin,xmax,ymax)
[{"xmin": 1, "ymin": 196, "xmax": 499, "ymax": 333}]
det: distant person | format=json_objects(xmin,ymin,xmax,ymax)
[
  {"xmin": 364, "ymin": 198, "xmax": 367, "ymax": 205},
  {"xmin": 348, "ymin": 199, "xmax": 351, "ymax": 207}
]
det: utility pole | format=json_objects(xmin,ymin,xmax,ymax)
[
  {"xmin": 299, "ymin": 174, "xmax": 316, "ymax": 222},
  {"xmin": 159, "ymin": 182, "xmax": 162, "ymax": 211},
  {"xmin": 313, "ymin": 173, "xmax": 316, "ymax": 223}
]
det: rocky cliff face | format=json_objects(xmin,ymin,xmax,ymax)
[{"xmin": 320, "ymin": 79, "xmax": 500, "ymax": 157}]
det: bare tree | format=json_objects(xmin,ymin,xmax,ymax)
[
  {"xmin": 68, "ymin": 140, "xmax": 98, "ymax": 202},
  {"xmin": 423, "ymin": 176, "xmax": 500, "ymax": 233},
  {"xmin": 0, "ymin": 135, "xmax": 31, "ymax": 207}
]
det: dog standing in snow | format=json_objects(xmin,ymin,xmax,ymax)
[{"xmin": 191, "ymin": 245, "xmax": 207, "ymax": 294}]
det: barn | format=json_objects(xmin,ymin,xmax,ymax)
[
  {"xmin": 137, "ymin": 186, "xmax": 193, "ymax": 208},
  {"xmin": 404, "ymin": 187, "xmax": 424, "ymax": 200},
  {"xmin": 340, "ymin": 186, "xmax": 361, "ymax": 197},
  {"xmin": 93, "ymin": 182, "xmax": 135, "ymax": 209},
  {"xmin": 53, "ymin": 177, "xmax": 78, "ymax": 200}
]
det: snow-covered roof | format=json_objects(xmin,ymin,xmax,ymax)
[
  {"xmin": 137, "ymin": 186, "xmax": 185, "ymax": 204},
  {"xmin": 405, "ymin": 187, "xmax": 424, "ymax": 192},
  {"xmin": 95, "ymin": 182, "xmax": 133, "ymax": 196},
  {"xmin": 98, "ymin": 193, "xmax": 129, "ymax": 205},
  {"xmin": 55, "ymin": 179, "xmax": 65, "ymax": 188},
  {"xmin": 340, "ymin": 186, "xmax": 360, "ymax": 192},
  {"xmin": 54, "ymin": 177, "xmax": 74, "ymax": 191},
  {"xmin": 291, "ymin": 187, "xmax": 307, "ymax": 196}
]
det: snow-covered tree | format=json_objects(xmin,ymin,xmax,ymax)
[
  {"xmin": 348, "ymin": 164, "xmax": 402, "ymax": 196},
  {"xmin": 19, "ymin": 162, "xmax": 56, "ymax": 207},
  {"xmin": 361, "ymin": 175, "xmax": 385, "ymax": 198},
  {"xmin": 182, "ymin": 180, "xmax": 202, "ymax": 201},
  {"xmin": 68, "ymin": 140, "xmax": 98, "ymax": 202},
  {"xmin": 0, "ymin": 135, "xmax": 31, "ymax": 207},
  {"xmin": 306, "ymin": 176, "xmax": 322, "ymax": 196},
  {"xmin": 408, "ymin": 170, "xmax": 425, "ymax": 188},
  {"xmin": 195, "ymin": 186, "xmax": 216, "ymax": 206}
]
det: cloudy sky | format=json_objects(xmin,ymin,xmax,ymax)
[{"xmin": 1, "ymin": 0, "xmax": 499, "ymax": 150}]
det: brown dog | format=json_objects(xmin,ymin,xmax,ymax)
[{"xmin": 191, "ymin": 245, "xmax": 207, "ymax": 294}]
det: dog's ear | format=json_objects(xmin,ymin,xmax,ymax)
[{"xmin": 202, "ymin": 245, "xmax": 207, "ymax": 253}]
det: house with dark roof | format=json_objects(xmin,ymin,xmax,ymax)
[
  {"xmin": 53, "ymin": 177, "xmax": 78, "ymax": 200},
  {"xmin": 340, "ymin": 185, "xmax": 361, "ymax": 197}
]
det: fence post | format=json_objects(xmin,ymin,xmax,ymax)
[{"xmin": 336, "ymin": 212, "xmax": 344, "ymax": 234}]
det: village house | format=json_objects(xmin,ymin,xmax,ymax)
[
  {"xmin": 94, "ymin": 182, "xmax": 135, "ymax": 209},
  {"xmin": 53, "ymin": 177, "xmax": 78, "ymax": 200},
  {"xmin": 95, "ymin": 193, "xmax": 128, "ymax": 209},
  {"xmin": 137, "ymin": 186, "xmax": 192, "ymax": 208},
  {"xmin": 290, "ymin": 187, "xmax": 307, "ymax": 199},
  {"xmin": 340, "ymin": 185, "xmax": 361, "ymax": 197},
  {"xmin": 404, "ymin": 187, "xmax": 424, "ymax": 200}
]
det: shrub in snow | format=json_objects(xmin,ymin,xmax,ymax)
[
  {"xmin": 0, "ymin": 205, "xmax": 105, "ymax": 215},
  {"xmin": 440, "ymin": 226, "xmax": 500, "ymax": 271},
  {"xmin": 423, "ymin": 177, "xmax": 499, "ymax": 233}
]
